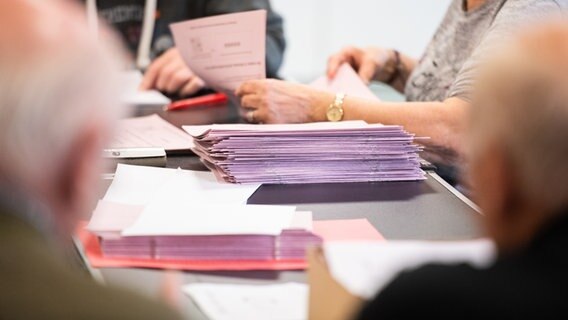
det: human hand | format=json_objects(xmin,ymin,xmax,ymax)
[
  {"xmin": 235, "ymin": 79, "xmax": 333, "ymax": 124},
  {"xmin": 139, "ymin": 48, "xmax": 205, "ymax": 97},
  {"xmin": 326, "ymin": 46, "xmax": 392, "ymax": 84}
]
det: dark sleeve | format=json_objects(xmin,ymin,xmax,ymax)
[
  {"xmin": 199, "ymin": 0, "xmax": 286, "ymax": 78},
  {"xmin": 356, "ymin": 264, "xmax": 476, "ymax": 319}
]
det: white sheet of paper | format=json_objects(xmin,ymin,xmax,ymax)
[
  {"xmin": 103, "ymin": 164, "xmax": 260, "ymax": 206},
  {"xmin": 184, "ymin": 283, "xmax": 308, "ymax": 320},
  {"xmin": 324, "ymin": 240, "xmax": 496, "ymax": 299},
  {"xmin": 103, "ymin": 164, "xmax": 178, "ymax": 205},
  {"xmin": 122, "ymin": 203, "xmax": 296, "ymax": 236},
  {"xmin": 171, "ymin": 10, "xmax": 267, "ymax": 91},
  {"xmin": 120, "ymin": 70, "xmax": 171, "ymax": 106},
  {"xmin": 290, "ymin": 211, "xmax": 313, "ymax": 231},
  {"xmin": 111, "ymin": 114, "xmax": 194, "ymax": 151},
  {"xmin": 310, "ymin": 63, "xmax": 380, "ymax": 101}
]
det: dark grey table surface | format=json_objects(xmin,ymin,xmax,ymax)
[{"xmin": 84, "ymin": 102, "xmax": 483, "ymax": 319}]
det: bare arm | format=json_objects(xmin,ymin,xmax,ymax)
[
  {"xmin": 321, "ymin": 96, "xmax": 468, "ymax": 165},
  {"xmin": 237, "ymin": 80, "xmax": 468, "ymax": 167}
]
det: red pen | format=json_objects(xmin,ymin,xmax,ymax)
[{"xmin": 165, "ymin": 93, "xmax": 228, "ymax": 111}]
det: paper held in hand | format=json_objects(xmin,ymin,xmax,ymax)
[{"xmin": 171, "ymin": 10, "xmax": 267, "ymax": 91}]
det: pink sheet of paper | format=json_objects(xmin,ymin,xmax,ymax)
[
  {"xmin": 78, "ymin": 219, "xmax": 384, "ymax": 271},
  {"xmin": 111, "ymin": 114, "xmax": 194, "ymax": 151},
  {"xmin": 171, "ymin": 10, "xmax": 267, "ymax": 91},
  {"xmin": 313, "ymin": 219, "xmax": 385, "ymax": 242},
  {"xmin": 310, "ymin": 63, "xmax": 380, "ymax": 101}
]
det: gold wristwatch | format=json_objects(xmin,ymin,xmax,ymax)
[{"xmin": 326, "ymin": 93, "xmax": 346, "ymax": 122}]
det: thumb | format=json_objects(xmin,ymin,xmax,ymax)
[
  {"xmin": 159, "ymin": 270, "xmax": 183, "ymax": 311},
  {"xmin": 358, "ymin": 60, "xmax": 376, "ymax": 85}
]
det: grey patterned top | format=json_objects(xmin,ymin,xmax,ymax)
[{"xmin": 405, "ymin": 0, "xmax": 566, "ymax": 103}]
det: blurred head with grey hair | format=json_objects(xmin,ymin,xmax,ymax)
[
  {"xmin": 0, "ymin": 0, "xmax": 124, "ymax": 238},
  {"xmin": 468, "ymin": 21, "xmax": 568, "ymax": 253}
]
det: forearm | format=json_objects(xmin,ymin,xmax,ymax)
[{"xmin": 312, "ymin": 94, "xmax": 467, "ymax": 165}]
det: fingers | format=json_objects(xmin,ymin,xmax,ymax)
[
  {"xmin": 358, "ymin": 59, "xmax": 376, "ymax": 84},
  {"xmin": 159, "ymin": 270, "xmax": 183, "ymax": 311},
  {"xmin": 326, "ymin": 46, "xmax": 359, "ymax": 79},
  {"xmin": 235, "ymin": 79, "xmax": 266, "ymax": 97},
  {"xmin": 141, "ymin": 48, "xmax": 200, "ymax": 95},
  {"xmin": 237, "ymin": 82, "xmax": 266, "ymax": 123},
  {"xmin": 155, "ymin": 61, "xmax": 181, "ymax": 93},
  {"xmin": 139, "ymin": 49, "xmax": 175, "ymax": 90},
  {"xmin": 240, "ymin": 94, "xmax": 262, "ymax": 110},
  {"xmin": 164, "ymin": 68, "xmax": 193, "ymax": 94},
  {"xmin": 241, "ymin": 106, "xmax": 268, "ymax": 124},
  {"xmin": 179, "ymin": 76, "xmax": 205, "ymax": 97}
]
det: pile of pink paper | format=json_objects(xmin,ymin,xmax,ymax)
[
  {"xmin": 87, "ymin": 200, "xmax": 322, "ymax": 261},
  {"xmin": 183, "ymin": 121, "xmax": 425, "ymax": 184},
  {"xmin": 99, "ymin": 230, "xmax": 321, "ymax": 261}
]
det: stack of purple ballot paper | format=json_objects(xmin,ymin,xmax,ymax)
[
  {"xmin": 99, "ymin": 230, "xmax": 322, "ymax": 260},
  {"xmin": 183, "ymin": 121, "xmax": 425, "ymax": 184}
]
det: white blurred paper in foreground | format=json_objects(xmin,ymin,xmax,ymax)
[
  {"xmin": 184, "ymin": 283, "xmax": 308, "ymax": 320},
  {"xmin": 324, "ymin": 240, "xmax": 496, "ymax": 299}
]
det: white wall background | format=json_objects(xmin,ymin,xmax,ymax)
[{"xmin": 271, "ymin": 0, "xmax": 452, "ymax": 82}]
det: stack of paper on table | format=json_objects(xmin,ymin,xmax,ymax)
[
  {"xmin": 89, "ymin": 203, "xmax": 322, "ymax": 261},
  {"xmin": 79, "ymin": 164, "xmax": 385, "ymax": 270},
  {"xmin": 85, "ymin": 164, "xmax": 321, "ymax": 261},
  {"xmin": 79, "ymin": 217, "xmax": 381, "ymax": 271},
  {"xmin": 183, "ymin": 121, "xmax": 425, "ymax": 184},
  {"xmin": 323, "ymin": 240, "xmax": 496, "ymax": 299}
]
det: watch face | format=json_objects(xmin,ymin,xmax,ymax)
[{"xmin": 327, "ymin": 106, "xmax": 344, "ymax": 122}]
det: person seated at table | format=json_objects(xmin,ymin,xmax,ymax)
[
  {"xmin": 236, "ymin": 0, "xmax": 566, "ymax": 183},
  {"xmin": 356, "ymin": 22, "xmax": 568, "ymax": 319},
  {"xmin": 84, "ymin": 0, "xmax": 286, "ymax": 97},
  {"xmin": 0, "ymin": 1, "xmax": 181, "ymax": 318}
]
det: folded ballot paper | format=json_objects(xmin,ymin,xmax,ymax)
[{"xmin": 183, "ymin": 121, "xmax": 425, "ymax": 184}]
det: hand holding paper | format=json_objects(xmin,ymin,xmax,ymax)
[{"xmin": 311, "ymin": 63, "xmax": 380, "ymax": 101}]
